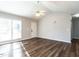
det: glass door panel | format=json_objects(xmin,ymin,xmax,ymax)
[
  {"xmin": 13, "ymin": 20, "xmax": 22, "ymax": 40},
  {"xmin": 0, "ymin": 18, "xmax": 11, "ymax": 42}
]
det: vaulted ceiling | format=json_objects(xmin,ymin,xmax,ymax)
[{"xmin": 0, "ymin": 1, "xmax": 79, "ymax": 19}]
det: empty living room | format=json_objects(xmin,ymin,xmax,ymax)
[{"xmin": 0, "ymin": 0, "xmax": 79, "ymax": 58}]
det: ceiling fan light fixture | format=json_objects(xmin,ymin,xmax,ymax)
[
  {"xmin": 35, "ymin": 1, "xmax": 46, "ymax": 17},
  {"xmin": 35, "ymin": 10, "xmax": 45, "ymax": 17}
]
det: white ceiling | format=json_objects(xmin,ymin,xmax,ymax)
[
  {"xmin": 41, "ymin": 1, "xmax": 79, "ymax": 15},
  {"xmin": 0, "ymin": 1, "xmax": 79, "ymax": 19}
]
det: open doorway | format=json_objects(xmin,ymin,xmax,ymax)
[{"xmin": 71, "ymin": 17, "xmax": 79, "ymax": 40}]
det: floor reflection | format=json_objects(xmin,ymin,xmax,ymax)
[{"xmin": 0, "ymin": 42, "xmax": 26, "ymax": 57}]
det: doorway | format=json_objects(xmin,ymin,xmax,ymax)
[{"xmin": 71, "ymin": 17, "xmax": 79, "ymax": 40}]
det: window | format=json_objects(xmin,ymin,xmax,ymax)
[
  {"xmin": 0, "ymin": 18, "xmax": 11, "ymax": 42},
  {"xmin": 0, "ymin": 18, "xmax": 22, "ymax": 42},
  {"xmin": 13, "ymin": 20, "xmax": 22, "ymax": 39}
]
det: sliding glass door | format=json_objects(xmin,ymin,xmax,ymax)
[
  {"xmin": 0, "ymin": 18, "xmax": 11, "ymax": 42},
  {"xmin": 0, "ymin": 18, "xmax": 22, "ymax": 42},
  {"xmin": 13, "ymin": 20, "xmax": 22, "ymax": 40},
  {"xmin": 0, "ymin": 18, "xmax": 22, "ymax": 57}
]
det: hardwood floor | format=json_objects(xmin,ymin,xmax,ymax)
[
  {"xmin": 21, "ymin": 37, "xmax": 79, "ymax": 57},
  {"xmin": 0, "ymin": 37, "xmax": 79, "ymax": 57}
]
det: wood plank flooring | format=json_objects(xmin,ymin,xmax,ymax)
[{"xmin": 21, "ymin": 37, "xmax": 79, "ymax": 57}]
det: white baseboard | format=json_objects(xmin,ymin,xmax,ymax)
[
  {"xmin": 0, "ymin": 37, "xmax": 71, "ymax": 46},
  {"xmin": 37, "ymin": 36, "xmax": 71, "ymax": 43}
]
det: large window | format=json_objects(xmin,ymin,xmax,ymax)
[
  {"xmin": 0, "ymin": 18, "xmax": 22, "ymax": 42},
  {"xmin": 13, "ymin": 20, "xmax": 22, "ymax": 39}
]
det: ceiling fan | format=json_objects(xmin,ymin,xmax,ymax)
[{"xmin": 35, "ymin": 1, "xmax": 46, "ymax": 17}]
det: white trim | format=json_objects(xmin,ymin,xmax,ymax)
[{"xmin": 37, "ymin": 37, "xmax": 71, "ymax": 43}]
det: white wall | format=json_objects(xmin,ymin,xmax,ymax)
[
  {"xmin": 30, "ymin": 21, "xmax": 37, "ymax": 37},
  {"xmin": 38, "ymin": 13, "xmax": 72, "ymax": 43},
  {"xmin": 22, "ymin": 19, "xmax": 37, "ymax": 39},
  {"xmin": 21, "ymin": 18, "xmax": 31, "ymax": 39}
]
